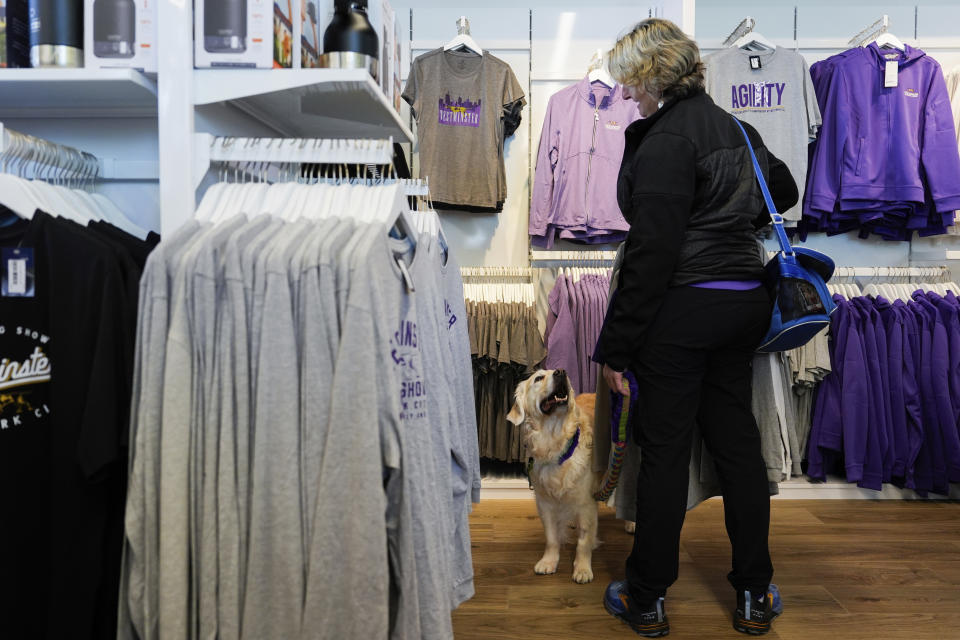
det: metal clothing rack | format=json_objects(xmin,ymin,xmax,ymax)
[
  {"xmin": 848, "ymin": 15, "xmax": 890, "ymax": 47},
  {"xmin": 460, "ymin": 266, "xmax": 533, "ymax": 280},
  {"xmin": 529, "ymin": 250, "xmax": 617, "ymax": 267},
  {"xmin": 0, "ymin": 122, "xmax": 157, "ymax": 181},
  {"xmin": 723, "ymin": 16, "xmax": 756, "ymax": 47},
  {"xmin": 832, "ymin": 266, "xmax": 951, "ymax": 281},
  {"xmin": 193, "ymin": 134, "xmax": 396, "ymax": 188}
]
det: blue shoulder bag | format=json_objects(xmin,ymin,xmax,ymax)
[{"xmin": 732, "ymin": 118, "xmax": 836, "ymax": 353}]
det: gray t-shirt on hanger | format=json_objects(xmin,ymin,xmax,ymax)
[
  {"xmin": 403, "ymin": 49, "xmax": 525, "ymax": 209},
  {"xmin": 704, "ymin": 46, "xmax": 822, "ymax": 222}
]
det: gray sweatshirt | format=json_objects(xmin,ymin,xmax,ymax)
[
  {"xmin": 298, "ymin": 221, "xmax": 355, "ymax": 562},
  {"xmin": 191, "ymin": 215, "xmax": 250, "ymax": 640},
  {"xmin": 215, "ymin": 215, "xmax": 274, "ymax": 640},
  {"xmin": 437, "ymin": 248, "xmax": 480, "ymax": 606},
  {"xmin": 410, "ymin": 233, "xmax": 462, "ymax": 612},
  {"xmin": 241, "ymin": 220, "xmax": 313, "ymax": 640},
  {"xmin": 300, "ymin": 223, "xmax": 399, "ymax": 639},
  {"xmin": 119, "ymin": 220, "xmax": 201, "ymax": 640}
]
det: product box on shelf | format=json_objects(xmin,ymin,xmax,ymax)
[
  {"xmin": 195, "ymin": 0, "xmax": 300, "ymax": 69},
  {"xmin": 300, "ymin": 0, "xmax": 331, "ymax": 68},
  {"xmin": 84, "ymin": 0, "xmax": 157, "ymax": 72},
  {"xmin": 365, "ymin": 0, "xmax": 394, "ymax": 95},
  {"xmin": 3, "ymin": 0, "xmax": 30, "ymax": 68}
]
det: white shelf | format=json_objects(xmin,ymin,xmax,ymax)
[
  {"xmin": 0, "ymin": 68, "xmax": 158, "ymax": 118},
  {"xmin": 192, "ymin": 68, "xmax": 413, "ymax": 143}
]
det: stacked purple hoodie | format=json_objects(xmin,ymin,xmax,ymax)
[
  {"xmin": 530, "ymin": 77, "xmax": 640, "ymax": 248},
  {"xmin": 807, "ymin": 291, "xmax": 960, "ymax": 496},
  {"xmin": 800, "ymin": 43, "xmax": 960, "ymax": 240}
]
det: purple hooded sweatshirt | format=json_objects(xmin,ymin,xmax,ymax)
[
  {"xmin": 847, "ymin": 297, "xmax": 885, "ymax": 489},
  {"xmin": 530, "ymin": 77, "xmax": 640, "ymax": 248},
  {"xmin": 803, "ymin": 44, "xmax": 960, "ymax": 239},
  {"xmin": 918, "ymin": 292, "xmax": 960, "ymax": 483},
  {"xmin": 808, "ymin": 296, "xmax": 871, "ymax": 482},
  {"xmin": 854, "ymin": 296, "xmax": 896, "ymax": 485},
  {"xmin": 807, "ymin": 44, "xmax": 960, "ymax": 214},
  {"xmin": 899, "ymin": 299, "xmax": 930, "ymax": 493},
  {"xmin": 907, "ymin": 297, "xmax": 949, "ymax": 494},
  {"xmin": 876, "ymin": 297, "xmax": 910, "ymax": 480}
]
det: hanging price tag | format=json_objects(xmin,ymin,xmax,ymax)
[
  {"xmin": 749, "ymin": 55, "xmax": 761, "ymax": 70},
  {"xmin": 2, "ymin": 247, "xmax": 34, "ymax": 297},
  {"xmin": 884, "ymin": 60, "xmax": 899, "ymax": 88}
]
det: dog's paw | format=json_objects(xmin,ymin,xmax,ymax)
[
  {"xmin": 534, "ymin": 557, "xmax": 559, "ymax": 575},
  {"xmin": 572, "ymin": 565, "xmax": 594, "ymax": 584},
  {"xmin": 624, "ymin": 521, "xmax": 636, "ymax": 534}
]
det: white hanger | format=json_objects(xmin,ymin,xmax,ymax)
[
  {"xmin": 734, "ymin": 31, "xmax": 777, "ymax": 51},
  {"xmin": 873, "ymin": 31, "xmax": 905, "ymax": 51},
  {"xmin": 587, "ymin": 49, "xmax": 615, "ymax": 88},
  {"xmin": 444, "ymin": 16, "xmax": 482, "ymax": 56}
]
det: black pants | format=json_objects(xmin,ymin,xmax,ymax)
[{"xmin": 626, "ymin": 285, "xmax": 774, "ymax": 604}]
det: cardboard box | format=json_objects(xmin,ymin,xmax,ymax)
[
  {"xmin": 195, "ymin": 0, "xmax": 299, "ymax": 69},
  {"xmin": 85, "ymin": 0, "xmax": 157, "ymax": 72}
]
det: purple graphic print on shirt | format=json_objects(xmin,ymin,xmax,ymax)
[{"xmin": 439, "ymin": 94, "xmax": 482, "ymax": 128}]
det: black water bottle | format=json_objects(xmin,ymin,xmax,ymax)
[
  {"xmin": 323, "ymin": 0, "xmax": 378, "ymax": 58},
  {"xmin": 204, "ymin": 0, "xmax": 247, "ymax": 53},
  {"xmin": 93, "ymin": 0, "xmax": 135, "ymax": 58},
  {"xmin": 29, "ymin": 0, "xmax": 84, "ymax": 67}
]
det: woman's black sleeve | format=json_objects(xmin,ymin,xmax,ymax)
[{"xmin": 593, "ymin": 132, "xmax": 696, "ymax": 371}]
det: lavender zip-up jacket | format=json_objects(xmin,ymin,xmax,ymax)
[{"xmin": 530, "ymin": 77, "xmax": 640, "ymax": 248}]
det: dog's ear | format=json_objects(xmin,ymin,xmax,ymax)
[{"xmin": 506, "ymin": 401, "xmax": 525, "ymax": 426}]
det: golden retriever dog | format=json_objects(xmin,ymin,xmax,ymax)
[{"xmin": 507, "ymin": 368, "xmax": 601, "ymax": 584}]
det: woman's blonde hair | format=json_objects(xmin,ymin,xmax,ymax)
[{"xmin": 608, "ymin": 18, "xmax": 705, "ymax": 100}]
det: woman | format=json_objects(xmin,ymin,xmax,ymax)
[{"xmin": 594, "ymin": 19, "xmax": 798, "ymax": 637}]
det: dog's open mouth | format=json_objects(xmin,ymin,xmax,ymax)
[{"xmin": 540, "ymin": 390, "xmax": 569, "ymax": 415}]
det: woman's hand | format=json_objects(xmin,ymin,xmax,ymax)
[{"xmin": 603, "ymin": 364, "xmax": 625, "ymax": 395}]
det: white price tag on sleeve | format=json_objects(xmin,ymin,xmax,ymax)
[
  {"xmin": 8, "ymin": 259, "xmax": 25, "ymax": 294},
  {"xmin": 884, "ymin": 60, "xmax": 899, "ymax": 88}
]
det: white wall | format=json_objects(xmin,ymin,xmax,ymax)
[{"xmin": 396, "ymin": 0, "xmax": 960, "ymax": 269}]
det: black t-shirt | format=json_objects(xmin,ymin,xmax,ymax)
[{"xmin": 0, "ymin": 211, "xmax": 128, "ymax": 639}]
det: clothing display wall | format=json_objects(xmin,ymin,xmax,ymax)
[
  {"xmin": 117, "ymin": 181, "xmax": 480, "ymax": 640},
  {"xmin": 403, "ymin": 48, "xmax": 525, "ymax": 213},
  {"xmin": 704, "ymin": 45, "xmax": 822, "ymax": 223},
  {"xmin": 800, "ymin": 43, "xmax": 960, "ymax": 240},
  {"xmin": 529, "ymin": 77, "xmax": 640, "ymax": 247}
]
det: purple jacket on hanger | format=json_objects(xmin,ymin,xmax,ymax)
[
  {"xmin": 808, "ymin": 296, "xmax": 870, "ymax": 482},
  {"xmin": 907, "ymin": 298, "xmax": 947, "ymax": 494},
  {"xmin": 805, "ymin": 44, "xmax": 960, "ymax": 218},
  {"xmin": 848, "ymin": 297, "xmax": 885, "ymax": 489},
  {"xmin": 918, "ymin": 292, "xmax": 960, "ymax": 483},
  {"xmin": 932, "ymin": 291, "xmax": 960, "ymax": 429},
  {"xmin": 899, "ymin": 300, "xmax": 929, "ymax": 492},
  {"xmin": 545, "ymin": 275, "xmax": 582, "ymax": 394},
  {"xmin": 530, "ymin": 77, "xmax": 640, "ymax": 248},
  {"xmin": 876, "ymin": 298, "xmax": 910, "ymax": 480},
  {"xmin": 856, "ymin": 296, "xmax": 897, "ymax": 484}
]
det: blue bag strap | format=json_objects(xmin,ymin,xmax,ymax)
[{"xmin": 731, "ymin": 117, "xmax": 794, "ymax": 257}]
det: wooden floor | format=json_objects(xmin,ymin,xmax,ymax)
[{"xmin": 453, "ymin": 499, "xmax": 960, "ymax": 639}]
